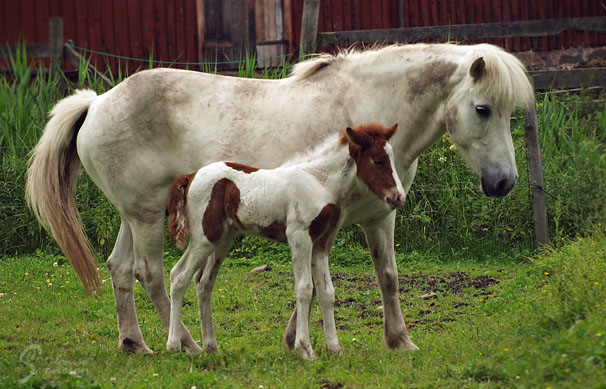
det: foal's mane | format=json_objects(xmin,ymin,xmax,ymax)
[
  {"xmin": 281, "ymin": 123, "xmax": 390, "ymax": 168},
  {"xmin": 290, "ymin": 43, "xmax": 534, "ymax": 109}
]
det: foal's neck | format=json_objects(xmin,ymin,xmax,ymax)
[{"xmin": 295, "ymin": 139, "xmax": 357, "ymax": 199}]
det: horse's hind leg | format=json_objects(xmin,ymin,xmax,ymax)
[
  {"xmin": 167, "ymin": 240, "xmax": 215, "ymax": 352},
  {"xmin": 107, "ymin": 221, "xmax": 152, "ymax": 354},
  {"xmin": 195, "ymin": 234, "xmax": 235, "ymax": 352},
  {"xmin": 129, "ymin": 215, "xmax": 202, "ymax": 353}
]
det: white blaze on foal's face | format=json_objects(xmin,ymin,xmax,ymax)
[{"xmin": 345, "ymin": 124, "xmax": 405, "ymax": 208}]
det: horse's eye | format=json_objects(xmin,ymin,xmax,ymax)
[
  {"xmin": 373, "ymin": 159, "xmax": 384, "ymax": 166},
  {"xmin": 475, "ymin": 105, "xmax": 491, "ymax": 117}
]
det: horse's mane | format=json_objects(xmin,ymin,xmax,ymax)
[
  {"xmin": 467, "ymin": 44, "xmax": 534, "ymax": 109},
  {"xmin": 290, "ymin": 44, "xmax": 534, "ymax": 109}
]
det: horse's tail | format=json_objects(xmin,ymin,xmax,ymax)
[
  {"xmin": 25, "ymin": 89, "xmax": 102, "ymax": 294},
  {"xmin": 167, "ymin": 173, "xmax": 196, "ymax": 249}
]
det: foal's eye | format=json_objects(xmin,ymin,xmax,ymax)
[
  {"xmin": 373, "ymin": 159, "xmax": 384, "ymax": 166},
  {"xmin": 475, "ymin": 105, "xmax": 491, "ymax": 117}
]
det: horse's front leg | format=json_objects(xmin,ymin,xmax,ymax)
[
  {"xmin": 288, "ymin": 229, "xmax": 316, "ymax": 359},
  {"xmin": 362, "ymin": 212, "xmax": 418, "ymax": 351}
]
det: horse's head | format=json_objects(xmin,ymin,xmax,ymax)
[
  {"xmin": 345, "ymin": 123, "xmax": 405, "ymax": 208},
  {"xmin": 444, "ymin": 46, "xmax": 534, "ymax": 197}
]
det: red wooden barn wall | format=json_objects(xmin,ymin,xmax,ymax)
[
  {"xmin": 289, "ymin": 0, "xmax": 606, "ymax": 53},
  {"xmin": 0, "ymin": 0, "xmax": 200, "ymax": 72},
  {"xmin": 1, "ymin": 0, "xmax": 605, "ymax": 73}
]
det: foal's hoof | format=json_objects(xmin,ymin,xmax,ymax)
[
  {"xmin": 295, "ymin": 342, "xmax": 317, "ymax": 360},
  {"xmin": 182, "ymin": 338, "xmax": 203, "ymax": 354},
  {"xmin": 119, "ymin": 338, "xmax": 153, "ymax": 354},
  {"xmin": 166, "ymin": 339, "xmax": 182, "ymax": 352}
]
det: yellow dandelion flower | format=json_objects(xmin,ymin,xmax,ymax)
[
  {"xmin": 24, "ymin": 272, "xmax": 29, "ymax": 276},
  {"xmin": 57, "ymin": 293, "xmax": 62, "ymax": 296},
  {"xmin": 92, "ymin": 340, "xmax": 96, "ymax": 344},
  {"xmin": 503, "ymin": 348, "xmax": 509, "ymax": 352},
  {"xmin": 65, "ymin": 281, "xmax": 70, "ymax": 284},
  {"xmin": 594, "ymin": 281, "xmax": 599, "ymax": 285},
  {"xmin": 544, "ymin": 272, "xmax": 549, "ymax": 275},
  {"xmin": 597, "ymin": 333, "xmax": 603, "ymax": 337},
  {"xmin": 36, "ymin": 287, "xmax": 40, "ymax": 290},
  {"xmin": 46, "ymin": 279, "xmax": 50, "ymax": 283}
]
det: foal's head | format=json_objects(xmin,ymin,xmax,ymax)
[{"xmin": 344, "ymin": 124, "xmax": 404, "ymax": 209}]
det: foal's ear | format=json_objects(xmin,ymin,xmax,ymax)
[
  {"xmin": 469, "ymin": 57, "xmax": 485, "ymax": 80},
  {"xmin": 384, "ymin": 123, "xmax": 398, "ymax": 140},
  {"xmin": 346, "ymin": 127, "xmax": 371, "ymax": 147}
]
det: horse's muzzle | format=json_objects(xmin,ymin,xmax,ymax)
[{"xmin": 480, "ymin": 170, "xmax": 517, "ymax": 198}]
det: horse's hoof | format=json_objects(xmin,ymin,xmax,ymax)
[
  {"xmin": 327, "ymin": 344, "xmax": 343, "ymax": 355},
  {"xmin": 203, "ymin": 344, "xmax": 219, "ymax": 353},
  {"xmin": 119, "ymin": 338, "xmax": 153, "ymax": 354}
]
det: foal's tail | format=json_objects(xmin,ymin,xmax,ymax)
[
  {"xmin": 25, "ymin": 89, "xmax": 102, "ymax": 294},
  {"xmin": 167, "ymin": 173, "xmax": 196, "ymax": 249}
]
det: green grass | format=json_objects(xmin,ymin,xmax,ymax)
[{"xmin": 1, "ymin": 232, "xmax": 605, "ymax": 387}]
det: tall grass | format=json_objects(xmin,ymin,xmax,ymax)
[{"xmin": 1, "ymin": 45, "xmax": 604, "ymax": 261}]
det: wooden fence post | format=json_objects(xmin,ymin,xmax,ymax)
[
  {"xmin": 524, "ymin": 103, "xmax": 550, "ymax": 246},
  {"xmin": 299, "ymin": 0, "xmax": 320, "ymax": 56},
  {"xmin": 49, "ymin": 18, "xmax": 64, "ymax": 81}
]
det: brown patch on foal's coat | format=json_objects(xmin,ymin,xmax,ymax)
[
  {"xmin": 260, "ymin": 220, "xmax": 288, "ymax": 243},
  {"xmin": 309, "ymin": 204, "xmax": 341, "ymax": 252},
  {"xmin": 202, "ymin": 178, "xmax": 244, "ymax": 243},
  {"xmin": 225, "ymin": 162, "xmax": 260, "ymax": 174}
]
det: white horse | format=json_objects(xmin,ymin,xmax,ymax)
[
  {"xmin": 166, "ymin": 124, "xmax": 403, "ymax": 359},
  {"xmin": 26, "ymin": 43, "xmax": 534, "ymax": 354}
]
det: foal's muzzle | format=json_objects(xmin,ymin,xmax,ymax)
[
  {"xmin": 385, "ymin": 192, "xmax": 404, "ymax": 209},
  {"xmin": 480, "ymin": 168, "xmax": 517, "ymax": 198}
]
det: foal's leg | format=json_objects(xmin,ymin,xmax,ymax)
[
  {"xmin": 362, "ymin": 212, "xmax": 418, "ymax": 350},
  {"xmin": 130, "ymin": 215, "xmax": 202, "ymax": 353},
  {"xmin": 283, "ymin": 288, "xmax": 315, "ymax": 351},
  {"xmin": 311, "ymin": 241, "xmax": 342, "ymax": 355},
  {"xmin": 167, "ymin": 241, "xmax": 215, "ymax": 351},
  {"xmin": 288, "ymin": 230, "xmax": 316, "ymax": 359},
  {"xmin": 107, "ymin": 221, "xmax": 152, "ymax": 354},
  {"xmin": 195, "ymin": 234, "xmax": 235, "ymax": 352}
]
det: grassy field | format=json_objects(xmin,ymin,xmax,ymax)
[
  {"xmin": 1, "ymin": 47, "xmax": 606, "ymax": 388},
  {"xmin": 1, "ymin": 231, "xmax": 605, "ymax": 388}
]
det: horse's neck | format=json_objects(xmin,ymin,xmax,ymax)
[{"xmin": 342, "ymin": 45, "xmax": 465, "ymax": 170}]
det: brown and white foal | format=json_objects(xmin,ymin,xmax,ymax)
[{"xmin": 166, "ymin": 123, "xmax": 404, "ymax": 359}]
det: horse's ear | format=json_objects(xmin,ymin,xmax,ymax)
[
  {"xmin": 346, "ymin": 127, "xmax": 371, "ymax": 147},
  {"xmin": 384, "ymin": 123, "xmax": 398, "ymax": 140},
  {"xmin": 469, "ymin": 57, "xmax": 485, "ymax": 80}
]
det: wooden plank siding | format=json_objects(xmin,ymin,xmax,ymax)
[
  {"xmin": 0, "ymin": 0, "xmax": 604, "ymax": 75},
  {"xmin": 290, "ymin": 0, "xmax": 606, "ymax": 53},
  {"xmin": 0, "ymin": 0, "xmax": 202, "ymax": 73}
]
